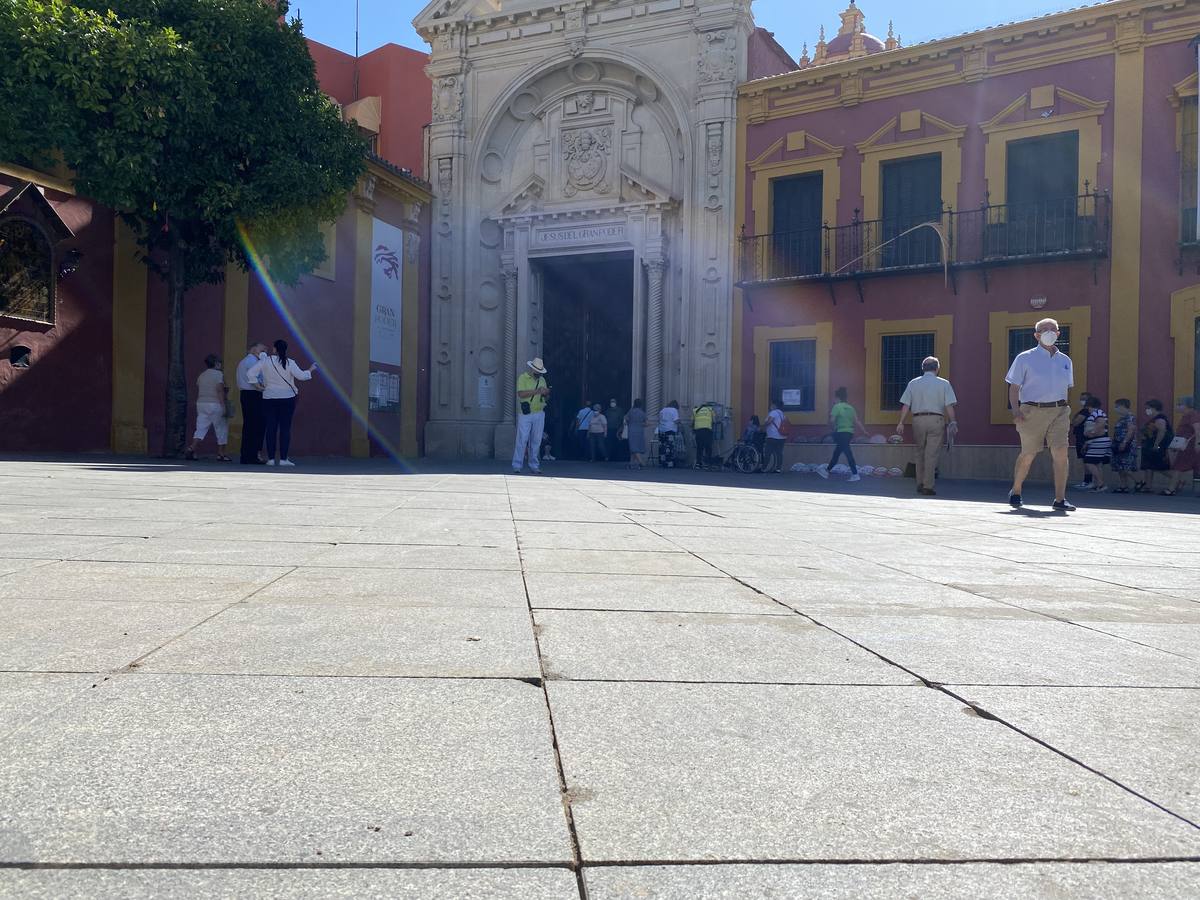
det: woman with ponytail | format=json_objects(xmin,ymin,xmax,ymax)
[{"xmin": 247, "ymin": 339, "xmax": 318, "ymax": 467}]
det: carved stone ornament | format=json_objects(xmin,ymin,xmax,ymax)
[
  {"xmin": 697, "ymin": 31, "xmax": 737, "ymax": 84},
  {"xmin": 437, "ymin": 158, "xmax": 453, "ymax": 201},
  {"xmin": 562, "ymin": 127, "xmax": 612, "ymax": 197},
  {"xmin": 433, "ymin": 75, "xmax": 464, "ymax": 123},
  {"xmin": 577, "ymin": 91, "xmax": 595, "ymax": 114},
  {"xmin": 706, "ymin": 123, "xmax": 723, "ymax": 177}
]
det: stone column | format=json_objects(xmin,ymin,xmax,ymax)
[
  {"xmin": 501, "ymin": 265, "xmax": 518, "ymax": 422},
  {"xmin": 645, "ymin": 257, "xmax": 666, "ymax": 415}
]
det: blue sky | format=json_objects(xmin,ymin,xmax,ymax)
[{"xmin": 296, "ymin": 1, "xmax": 1077, "ymax": 58}]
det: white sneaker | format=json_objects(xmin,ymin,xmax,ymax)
[
  {"xmin": 266, "ymin": 459, "xmax": 276, "ymax": 467},
  {"xmin": 1093, "ymin": 485, "xmax": 1109, "ymax": 493},
  {"xmin": 816, "ymin": 465, "xmax": 830, "ymax": 480},
  {"xmin": 848, "ymin": 474, "xmax": 861, "ymax": 482},
  {"xmin": 1072, "ymin": 481, "xmax": 1092, "ymax": 490},
  {"xmin": 278, "ymin": 459, "xmax": 296, "ymax": 467}
]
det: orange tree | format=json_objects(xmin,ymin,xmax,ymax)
[{"xmin": 0, "ymin": 0, "xmax": 365, "ymax": 455}]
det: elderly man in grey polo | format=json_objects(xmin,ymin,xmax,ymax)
[
  {"xmin": 895, "ymin": 356, "xmax": 957, "ymax": 496},
  {"xmin": 1006, "ymin": 317, "xmax": 1076, "ymax": 511}
]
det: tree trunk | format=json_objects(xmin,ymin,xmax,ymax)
[{"xmin": 163, "ymin": 244, "xmax": 188, "ymax": 457}]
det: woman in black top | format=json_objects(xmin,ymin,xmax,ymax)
[{"xmin": 1136, "ymin": 398, "xmax": 1171, "ymax": 493}]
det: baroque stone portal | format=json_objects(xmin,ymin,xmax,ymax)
[{"xmin": 415, "ymin": 0, "xmax": 753, "ymax": 459}]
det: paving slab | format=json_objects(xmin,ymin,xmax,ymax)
[
  {"xmin": 966, "ymin": 686, "xmax": 1200, "ymax": 822},
  {"xmin": 525, "ymin": 573, "xmax": 785, "ymax": 615},
  {"xmin": 520, "ymin": 548, "xmax": 721, "ymax": 577},
  {"xmin": 249, "ymin": 567, "xmax": 530, "ymax": 608},
  {"xmin": 304, "ymin": 543, "xmax": 521, "ymax": 570},
  {"xmin": 0, "ymin": 534, "xmax": 129, "ymax": 559},
  {"xmin": 0, "ymin": 674, "xmax": 571, "ymax": 864},
  {"xmin": 548, "ymin": 682, "xmax": 1200, "ymax": 861},
  {"xmin": 534, "ymin": 610, "xmax": 912, "ymax": 684},
  {"xmin": 823, "ymin": 615, "xmax": 1200, "ymax": 686},
  {"xmin": 0, "ymin": 598, "xmax": 227, "ymax": 672},
  {"xmin": 0, "ymin": 560, "xmax": 291, "ymax": 603},
  {"xmin": 516, "ymin": 522, "xmax": 676, "ymax": 552},
  {"xmin": 0, "ymin": 673, "xmax": 98, "ymax": 739},
  {"xmin": 585, "ymin": 862, "xmax": 1200, "ymax": 899},
  {"xmin": 139, "ymin": 604, "xmax": 540, "ymax": 678},
  {"xmin": 0, "ymin": 868, "xmax": 579, "ymax": 900}
]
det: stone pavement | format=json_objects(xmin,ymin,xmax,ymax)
[{"xmin": 0, "ymin": 457, "xmax": 1197, "ymax": 898}]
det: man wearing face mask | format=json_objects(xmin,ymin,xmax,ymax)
[{"xmin": 1005, "ymin": 318, "xmax": 1076, "ymax": 511}]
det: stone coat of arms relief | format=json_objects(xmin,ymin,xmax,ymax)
[{"xmin": 561, "ymin": 127, "xmax": 612, "ymax": 197}]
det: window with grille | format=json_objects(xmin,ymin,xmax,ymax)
[
  {"xmin": 1182, "ymin": 98, "xmax": 1198, "ymax": 244},
  {"xmin": 0, "ymin": 217, "xmax": 53, "ymax": 324},
  {"xmin": 880, "ymin": 333, "xmax": 934, "ymax": 410},
  {"xmin": 1007, "ymin": 326, "xmax": 1071, "ymax": 364},
  {"xmin": 769, "ymin": 339, "xmax": 816, "ymax": 412}
]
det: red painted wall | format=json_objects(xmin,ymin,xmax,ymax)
[
  {"xmin": 309, "ymin": 39, "xmax": 431, "ymax": 174},
  {"xmin": 0, "ymin": 179, "xmax": 113, "ymax": 452},
  {"xmin": 747, "ymin": 28, "xmax": 797, "ymax": 81}
]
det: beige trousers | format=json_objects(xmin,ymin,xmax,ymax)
[{"xmin": 912, "ymin": 415, "xmax": 945, "ymax": 490}]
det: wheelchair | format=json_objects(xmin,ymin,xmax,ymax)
[{"xmin": 721, "ymin": 440, "xmax": 762, "ymax": 474}]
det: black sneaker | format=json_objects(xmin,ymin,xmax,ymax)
[
  {"xmin": 1052, "ymin": 499, "xmax": 1076, "ymax": 512},
  {"xmin": 1008, "ymin": 492, "xmax": 1022, "ymax": 508}
]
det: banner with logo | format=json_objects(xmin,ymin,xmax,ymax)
[{"xmin": 370, "ymin": 219, "xmax": 405, "ymax": 366}]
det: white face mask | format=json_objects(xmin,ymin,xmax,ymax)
[
  {"xmin": 1039, "ymin": 331, "xmax": 1059, "ymax": 347},
  {"xmin": 1145, "ymin": 408, "xmax": 1154, "ymax": 417}
]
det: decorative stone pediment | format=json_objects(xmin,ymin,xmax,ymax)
[
  {"xmin": 981, "ymin": 87, "xmax": 1107, "ymax": 134},
  {"xmin": 856, "ymin": 111, "xmax": 965, "ymax": 153},
  {"xmin": 492, "ymin": 174, "xmax": 546, "ymax": 219},
  {"xmin": 619, "ymin": 167, "xmax": 675, "ymax": 207},
  {"xmin": 749, "ymin": 131, "xmax": 844, "ymax": 169}
]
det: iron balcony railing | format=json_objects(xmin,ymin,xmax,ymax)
[{"xmin": 739, "ymin": 191, "xmax": 1111, "ymax": 285}]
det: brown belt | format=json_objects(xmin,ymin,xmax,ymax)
[
  {"xmin": 1025, "ymin": 400, "xmax": 1069, "ymax": 408},
  {"xmin": 913, "ymin": 412, "xmax": 943, "ymax": 417}
]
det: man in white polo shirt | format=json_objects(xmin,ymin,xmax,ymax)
[
  {"xmin": 895, "ymin": 356, "xmax": 957, "ymax": 496},
  {"xmin": 1005, "ymin": 317, "xmax": 1075, "ymax": 511}
]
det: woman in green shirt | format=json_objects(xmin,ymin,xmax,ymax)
[{"xmin": 818, "ymin": 387, "xmax": 869, "ymax": 482}]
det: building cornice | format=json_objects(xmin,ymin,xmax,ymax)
[{"xmin": 740, "ymin": 0, "xmax": 1191, "ymax": 103}]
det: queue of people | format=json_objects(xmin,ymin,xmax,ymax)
[
  {"xmin": 505, "ymin": 325, "xmax": 1199, "ymax": 505},
  {"xmin": 185, "ymin": 338, "xmax": 319, "ymax": 467}
]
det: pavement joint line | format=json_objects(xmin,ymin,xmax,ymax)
[
  {"xmin": 621, "ymin": 511, "xmax": 1200, "ymax": 835},
  {"xmin": 505, "ymin": 478, "xmax": 591, "ymax": 900},
  {"xmin": 0, "ymin": 670, "xmax": 549, "ymax": 683},
  {"xmin": 0, "ymin": 861, "xmax": 577, "ymax": 871},
  {"xmin": 530, "ymin": 606, "xmax": 796, "ymax": 616},
  {"xmin": 114, "ymin": 566, "xmax": 301, "ymax": 675}
]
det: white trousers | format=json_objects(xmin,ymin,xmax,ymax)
[
  {"xmin": 513, "ymin": 411, "xmax": 545, "ymax": 471},
  {"xmin": 194, "ymin": 401, "xmax": 229, "ymax": 444}
]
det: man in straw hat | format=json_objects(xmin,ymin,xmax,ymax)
[
  {"xmin": 513, "ymin": 358, "xmax": 550, "ymax": 475},
  {"xmin": 895, "ymin": 356, "xmax": 958, "ymax": 496}
]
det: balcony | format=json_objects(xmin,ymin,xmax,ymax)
[{"xmin": 738, "ymin": 191, "xmax": 1110, "ymax": 287}]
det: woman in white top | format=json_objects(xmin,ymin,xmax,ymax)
[
  {"xmin": 656, "ymin": 400, "xmax": 681, "ymax": 468},
  {"xmin": 246, "ymin": 339, "xmax": 317, "ymax": 467},
  {"xmin": 185, "ymin": 354, "xmax": 230, "ymax": 461}
]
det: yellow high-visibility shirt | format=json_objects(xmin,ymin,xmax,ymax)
[
  {"xmin": 516, "ymin": 372, "xmax": 548, "ymax": 414},
  {"xmin": 693, "ymin": 405, "xmax": 714, "ymax": 429}
]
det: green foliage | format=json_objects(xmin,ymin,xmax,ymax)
[{"xmin": 0, "ymin": 0, "xmax": 366, "ymax": 289}]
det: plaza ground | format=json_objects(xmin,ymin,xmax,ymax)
[{"xmin": 0, "ymin": 457, "xmax": 1197, "ymax": 898}]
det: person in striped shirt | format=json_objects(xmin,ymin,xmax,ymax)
[{"xmin": 1082, "ymin": 395, "xmax": 1112, "ymax": 493}]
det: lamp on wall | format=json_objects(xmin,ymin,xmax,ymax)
[{"xmin": 1030, "ymin": 295, "xmax": 1048, "ymax": 310}]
